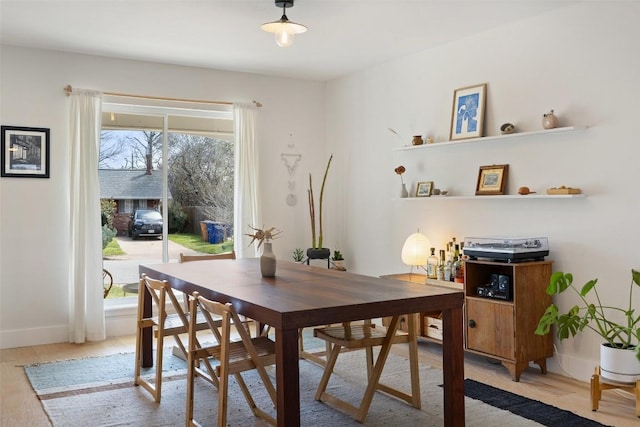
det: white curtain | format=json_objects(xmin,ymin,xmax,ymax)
[
  {"xmin": 233, "ymin": 105, "xmax": 261, "ymax": 258},
  {"xmin": 69, "ymin": 89, "xmax": 106, "ymax": 343}
]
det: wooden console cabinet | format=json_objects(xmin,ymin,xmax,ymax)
[
  {"xmin": 464, "ymin": 259, "xmax": 553, "ymax": 381},
  {"xmin": 382, "ymin": 259, "xmax": 553, "ymax": 381}
]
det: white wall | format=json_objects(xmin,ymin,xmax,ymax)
[
  {"xmin": 0, "ymin": 46, "xmax": 326, "ymax": 348},
  {"xmin": 325, "ymin": 2, "xmax": 640, "ymax": 381}
]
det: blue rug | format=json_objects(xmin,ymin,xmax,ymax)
[
  {"xmin": 25, "ymin": 350, "xmax": 187, "ymax": 397},
  {"xmin": 24, "ymin": 346, "xmax": 613, "ymax": 426}
]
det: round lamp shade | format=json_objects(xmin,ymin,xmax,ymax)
[{"xmin": 401, "ymin": 232, "xmax": 431, "ymax": 266}]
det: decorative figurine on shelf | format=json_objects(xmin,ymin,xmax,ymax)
[
  {"xmin": 542, "ymin": 110, "xmax": 558, "ymax": 129},
  {"xmin": 395, "ymin": 165, "xmax": 408, "ymax": 198},
  {"xmin": 500, "ymin": 123, "xmax": 516, "ymax": 134}
]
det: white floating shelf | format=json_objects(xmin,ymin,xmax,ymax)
[
  {"xmin": 393, "ymin": 126, "xmax": 586, "ymax": 151},
  {"xmin": 396, "ymin": 194, "xmax": 586, "ymax": 201}
]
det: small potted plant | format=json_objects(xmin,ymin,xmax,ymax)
[
  {"xmin": 535, "ymin": 269, "xmax": 640, "ymax": 382},
  {"xmin": 292, "ymin": 248, "xmax": 305, "ymax": 263},
  {"xmin": 331, "ymin": 249, "xmax": 345, "ymax": 270}
]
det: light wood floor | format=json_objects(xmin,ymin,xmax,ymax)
[{"xmin": 1, "ymin": 333, "xmax": 637, "ymax": 427}]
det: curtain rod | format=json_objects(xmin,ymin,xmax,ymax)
[{"xmin": 63, "ymin": 85, "xmax": 262, "ymax": 108}]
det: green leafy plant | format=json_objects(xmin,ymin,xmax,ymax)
[
  {"xmin": 535, "ymin": 269, "xmax": 640, "ymax": 360},
  {"xmin": 331, "ymin": 250, "xmax": 344, "ymax": 261},
  {"xmin": 101, "ymin": 224, "xmax": 117, "ymax": 250},
  {"xmin": 308, "ymin": 154, "xmax": 333, "ymax": 249},
  {"xmin": 292, "ymin": 248, "xmax": 305, "ymax": 262},
  {"xmin": 100, "ymin": 199, "xmax": 117, "ymax": 228},
  {"xmin": 167, "ymin": 200, "xmax": 188, "ymax": 233}
]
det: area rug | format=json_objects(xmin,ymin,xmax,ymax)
[
  {"xmin": 461, "ymin": 379, "xmax": 608, "ymax": 427},
  {"xmin": 25, "ymin": 349, "xmax": 606, "ymax": 427}
]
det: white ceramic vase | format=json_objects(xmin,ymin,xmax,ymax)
[
  {"xmin": 400, "ymin": 183, "xmax": 409, "ymax": 198},
  {"xmin": 260, "ymin": 242, "xmax": 277, "ymax": 277},
  {"xmin": 600, "ymin": 343, "xmax": 640, "ymax": 382}
]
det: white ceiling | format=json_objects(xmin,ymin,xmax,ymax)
[{"xmin": 0, "ymin": 1, "xmax": 577, "ymax": 82}]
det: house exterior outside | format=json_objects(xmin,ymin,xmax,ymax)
[{"xmin": 99, "ymin": 169, "xmax": 171, "ymax": 235}]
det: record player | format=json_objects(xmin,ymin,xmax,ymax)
[{"xmin": 463, "ymin": 237, "xmax": 549, "ymax": 262}]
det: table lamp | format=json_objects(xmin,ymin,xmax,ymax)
[{"xmin": 401, "ymin": 231, "xmax": 431, "ymax": 275}]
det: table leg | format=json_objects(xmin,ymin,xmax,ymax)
[
  {"xmin": 141, "ymin": 283, "xmax": 153, "ymax": 368},
  {"xmin": 442, "ymin": 305, "xmax": 465, "ymax": 427},
  {"xmin": 275, "ymin": 327, "xmax": 300, "ymax": 426}
]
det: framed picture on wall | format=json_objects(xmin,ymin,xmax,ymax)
[
  {"xmin": 415, "ymin": 181, "xmax": 434, "ymax": 197},
  {"xmin": 1, "ymin": 125, "xmax": 50, "ymax": 178},
  {"xmin": 476, "ymin": 164, "xmax": 508, "ymax": 195},
  {"xmin": 449, "ymin": 83, "xmax": 487, "ymax": 141}
]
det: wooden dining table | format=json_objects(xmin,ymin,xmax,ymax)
[{"xmin": 139, "ymin": 258, "xmax": 465, "ymax": 426}]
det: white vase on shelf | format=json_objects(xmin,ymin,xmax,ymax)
[
  {"xmin": 400, "ymin": 183, "xmax": 409, "ymax": 198},
  {"xmin": 260, "ymin": 242, "xmax": 276, "ymax": 277}
]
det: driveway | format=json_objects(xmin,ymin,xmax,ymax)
[
  {"xmin": 104, "ymin": 236, "xmax": 200, "ymax": 285},
  {"xmin": 107, "ymin": 236, "xmax": 199, "ymax": 260}
]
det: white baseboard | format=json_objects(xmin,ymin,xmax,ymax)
[
  {"xmin": 543, "ymin": 349, "xmax": 598, "ymax": 383},
  {"xmin": 0, "ymin": 304, "xmax": 138, "ymax": 349},
  {"xmin": 0, "ymin": 325, "xmax": 69, "ymax": 349}
]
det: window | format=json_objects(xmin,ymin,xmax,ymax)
[{"xmin": 100, "ymin": 99, "xmax": 234, "ymax": 301}]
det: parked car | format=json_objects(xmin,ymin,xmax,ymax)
[{"xmin": 128, "ymin": 209, "xmax": 163, "ymax": 240}]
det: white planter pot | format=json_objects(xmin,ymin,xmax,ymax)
[{"xmin": 600, "ymin": 343, "xmax": 640, "ymax": 383}]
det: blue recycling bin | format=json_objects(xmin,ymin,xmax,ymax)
[{"xmin": 206, "ymin": 222, "xmax": 226, "ymax": 244}]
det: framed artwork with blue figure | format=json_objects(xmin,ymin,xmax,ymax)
[{"xmin": 449, "ymin": 83, "xmax": 487, "ymax": 141}]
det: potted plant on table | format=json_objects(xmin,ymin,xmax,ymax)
[
  {"xmin": 307, "ymin": 154, "xmax": 333, "ymax": 261},
  {"xmin": 535, "ymin": 269, "xmax": 640, "ymax": 382}
]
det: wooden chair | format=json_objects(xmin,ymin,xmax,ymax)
[
  {"xmin": 186, "ymin": 291, "xmax": 277, "ymax": 426},
  {"xmin": 298, "ymin": 327, "xmax": 330, "ymax": 366},
  {"xmin": 312, "ymin": 315, "xmax": 421, "ymax": 423},
  {"xmin": 178, "ymin": 251, "xmax": 259, "ymax": 335},
  {"xmin": 179, "ymin": 251, "xmax": 236, "ymax": 263},
  {"xmin": 134, "ymin": 274, "xmax": 216, "ymax": 402}
]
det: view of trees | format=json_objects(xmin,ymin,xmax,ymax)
[{"xmin": 99, "ymin": 130, "xmax": 234, "ymax": 227}]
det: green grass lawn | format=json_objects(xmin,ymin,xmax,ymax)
[
  {"xmin": 103, "ymin": 237, "xmax": 125, "ymax": 256},
  {"xmin": 103, "ymin": 233, "xmax": 233, "ymax": 299},
  {"xmin": 168, "ymin": 233, "xmax": 234, "ymax": 254}
]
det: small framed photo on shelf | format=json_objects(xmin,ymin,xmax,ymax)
[
  {"xmin": 415, "ymin": 181, "xmax": 434, "ymax": 197},
  {"xmin": 1, "ymin": 125, "xmax": 50, "ymax": 178},
  {"xmin": 449, "ymin": 83, "xmax": 487, "ymax": 141},
  {"xmin": 476, "ymin": 164, "xmax": 508, "ymax": 195}
]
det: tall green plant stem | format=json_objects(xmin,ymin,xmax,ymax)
[
  {"xmin": 308, "ymin": 175, "xmax": 316, "ymax": 249},
  {"xmin": 317, "ymin": 154, "xmax": 333, "ymax": 249}
]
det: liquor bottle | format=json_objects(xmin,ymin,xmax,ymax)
[
  {"xmin": 451, "ymin": 244, "xmax": 460, "ymax": 282},
  {"xmin": 443, "ymin": 261, "xmax": 452, "ymax": 282},
  {"xmin": 458, "ymin": 242, "xmax": 466, "ymax": 280},
  {"xmin": 427, "ymin": 247, "xmax": 438, "ymax": 279},
  {"xmin": 437, "ymin": 250, "xmax": 445, "ymax": 280}
]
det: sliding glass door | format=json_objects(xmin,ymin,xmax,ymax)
[{"xmin": 100, "ymin": 100, "xmax": 234, "ymax": 301}]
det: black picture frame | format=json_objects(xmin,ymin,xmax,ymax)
[{"xmin": 1, "ymin": 125, "xmax": 50, "ymax": 178}]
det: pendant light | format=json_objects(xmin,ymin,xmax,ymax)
[{"xmin": 260, "ymin": 0, "xmax": 307, "ymax": 48}]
